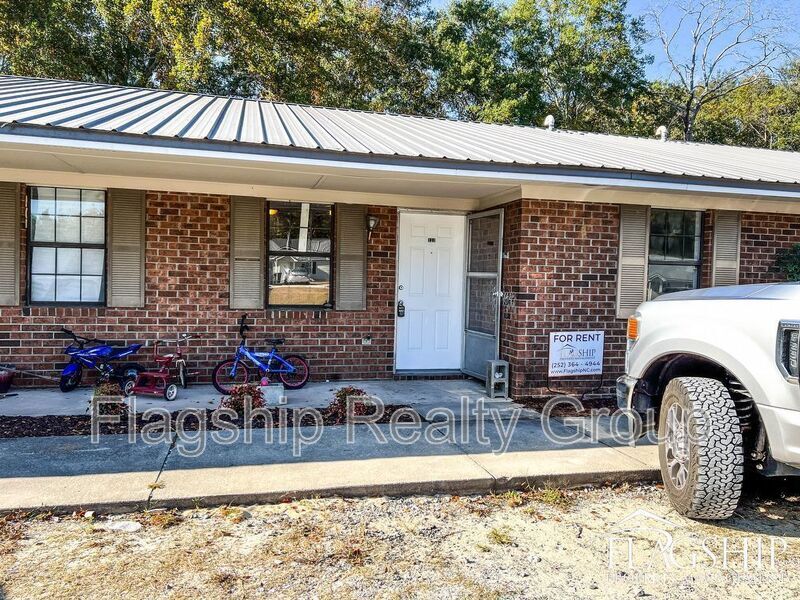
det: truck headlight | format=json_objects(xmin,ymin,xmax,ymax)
[{"xmin": 625, "ymin": 314, "xmax": 641, "ymax": 373}]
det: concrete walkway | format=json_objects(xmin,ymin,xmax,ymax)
[
  {"xmin": 0, "ymin": 415, "xmax": 658, "ymax": 513},
  {"xmin": 0, "ymin": 379, "xmax": 512, "ymax": 418}
]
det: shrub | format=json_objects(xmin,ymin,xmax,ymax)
[
  {"xmin": 326, "ymin": 386, "xmax": 374, "ymax": 424},
  {"xmin": 220, "ymin": 384, "xmax": 265, "ymax": 413},
  {"xmin": 92, "ymin": 381, "xmax": 127, "ymax": 416},
  {"xmin": 775, "ymin": 243, "xmax": 800, "ymax": 281}
]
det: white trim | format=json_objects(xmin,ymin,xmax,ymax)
[{"xmin": 4, "ymin": 131, "xmax": 800, "ymax": 203}]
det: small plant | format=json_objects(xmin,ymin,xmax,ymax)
[
  {"xmin": 216, "ymin": 506, "xmax": 249, "ymax": 523},
  {"xmin": 775, "ymin": 243, "xmax": 800, "ymax": 281},
  {"xmin": 92, "ymin": 381, "xmax": 127, "ymax": 415},
  {"xmin": 498, "ymin": 490, "xmax": 525, "ymax": 508},
  {"xmin": 487, "ymin": 527, "xmax": 514, "ymax": 546},
  {"xmin": 325, "ymin": 385, "xmax": 375, "ymax": 424},
  {"xmin": 139, "ymin": 510, "xmax": 182, "ymax": 529},
  {"xmin": 219, "ymin": 384, "xmax": 265, "ymax": 413},
  {"xmin": 530, "ymin": 485, "xmax": 573, "ymax": 510}
]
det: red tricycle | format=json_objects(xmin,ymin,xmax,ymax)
[{"xmin": 123, "ymin": 334, "xmax": 200, "ymax": 400}]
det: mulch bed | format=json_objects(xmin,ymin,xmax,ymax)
[
  {"xmin": 518, "ymin": 395, "xmax": 619, "ymax": 417},
  {"xmin": 0, "ymin": 404, "xmax": 417, "ymax": 439}
]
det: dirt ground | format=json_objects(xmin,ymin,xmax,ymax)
[{"xmin": 1, "ymin": 482, "xmax": 798, "ymax": 599}]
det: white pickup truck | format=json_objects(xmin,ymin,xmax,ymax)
[{"xmin": 617, "ymin": 282, "xmax": 799, "ymax": 520}]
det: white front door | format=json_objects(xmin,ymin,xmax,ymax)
[{"xmin": 395, "ymin": 212, "xmax": 465, "ymax": 371}]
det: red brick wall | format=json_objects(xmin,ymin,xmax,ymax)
[
  {"xmin": 499, "ymin": 199, "xmax": 625, "ymax": 398},
  {"xmin": 739, "ymin": 212, "xmax": 800, "ymax": 283},
  {"xmin": 499, "ymin": 203, "xmax": 800, "ymax": 399},
  {"xmin": 2, "ymin": 189, "xmax": 397, "ymax": 385},
  {"xmin": 3, "ymin": 185, "xmax": 798, "ymax": 395}
]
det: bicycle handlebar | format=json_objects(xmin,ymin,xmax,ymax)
[
  {"xmin": 239, "ymin": 313, "xmax": 250, "ymax": 338},
  {"xmin": 60, "ymin": 327, "xmax": 92, "ymax": 344},
  {"xmin": 148, "ymin": 333, "xmax": 202, "ymax": 346},
  {"xmin": 59, "ymin": 327, "xmax": 110, "ymax": 347}
]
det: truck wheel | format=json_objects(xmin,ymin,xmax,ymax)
[{"xmin": 658, "ymin": 377, "xmax": 744, "ymax": 520}]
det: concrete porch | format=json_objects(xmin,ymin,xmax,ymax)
[{"xmin": 0, "ymin": 378, "xmax": 522, "ymax": 420}]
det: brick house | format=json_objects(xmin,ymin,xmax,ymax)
[{"xmin": 0, "ymin": 76, "xmax": 798, "ymax": 398}]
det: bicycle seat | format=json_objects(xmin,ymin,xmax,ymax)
[
  {"xmin": 265, "ymin": 338, "xmax": 285, "ymax": 346},
  {"xmin": 155, "ymin": 354, "xmax": 174, "ymax": 364}
]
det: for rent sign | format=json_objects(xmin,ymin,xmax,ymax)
[{"xmin": 548, "ymin": 330, "xmax": 604, "ymax": 377}]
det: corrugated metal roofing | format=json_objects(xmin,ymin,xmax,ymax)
[{"xmin": 2, "ymin": 75, "xmax": 800, "ymax": 186}]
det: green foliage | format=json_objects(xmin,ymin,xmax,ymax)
[
  {"xmin": 518, "ymin": 0, "xmax": 649, "ymax": 131},
  {"xmin": 775, "ymin": 244, "xmax": 800, "ymax": 281},
  {"xmin": 0, "ymin": 0, "xmax": 797, "ymax": 151},
  {"xmin": 0, "ymin": 0, "xmax": 168, "ymax": 86},
  {"xmin": 432, "ymin": 0, "xmax": 516, "ymax": 121}
]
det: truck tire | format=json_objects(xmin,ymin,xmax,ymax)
[{"xmin": 658, "ymin": 377, "xmax": 744, "ymax": 520}]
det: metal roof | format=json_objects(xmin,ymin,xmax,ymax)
[{"xmin": 2, "ymin": 75, "xmax": 800, "ymax": 186}]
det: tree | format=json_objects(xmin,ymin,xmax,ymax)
[
  {"xmin": 432, "ymin": 0, "xmax": 516, "ymax": 121},
  {"xmin": 647, "ymin": 0, "xmax": 793, "ymax": 141},
  {"xmin": 619, "ymin": 80, "xmax": 683, "ymax": 138},
  {"xmin": 151, "ymin": 0, "xmax": 438, "ymax": 112},
  {"xmin": 0, "ymin": 0, "xmax": 167, "ymax": 86},
  {"xmin": 515, "ymin": 0, "xmax": 649, "ymax": 131}
]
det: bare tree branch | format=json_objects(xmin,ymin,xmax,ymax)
[{"xmin": 647, "ymin": 0, "xmax": 796, "ymax": 140}]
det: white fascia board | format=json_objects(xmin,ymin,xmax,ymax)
[{"xmin": 1, "ymin": 130, "xmax": 800, "ymax": 202}]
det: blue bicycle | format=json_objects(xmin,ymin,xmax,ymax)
[
  {"xmin": 211, "ymin": 314, "xmax": 310, "ymax": 394},
  {"xmin": 59, "ymin": 327, "xmax": 145, "ymax": 392}
]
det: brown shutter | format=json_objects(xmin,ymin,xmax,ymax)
[
  {"xmin": 107, "ymin": 189, "xmax": 145, "ymax": 307},
  {"xmin": 0, "ymin": 182, "xmax": 20, "ymax": 306},
  {"xmin": 616, "ymin": 204, "xmax": 650, "ymax": 318},
  {"xmin": 335, "ymin": 204, "xmax": 367, "ymax": 310},
  {"xmin": 230, "ymin": 196, "xmax": 265, "ymax": 309},
  {"xmin": 712, "ymin": 210, "xmax": 741, "ymax": 287}
]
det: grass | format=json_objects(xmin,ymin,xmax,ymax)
[
  {"xmin": 139, "ymin": 510, "xmax": 182, "ymax": 529},
  {"xmin": 216, "ymin": 505, "xmax": 249, "ymax": 523},
  {"xmin": 529, "ymin": 486, "xmax": 574, "ymax": 510},
  {"xmin": 0, "ymin": 512, "xmax": 26, "ymax": 555},
  {"xmin": 487, "ymin": 526, "xmax": 514, "ymax": 546},
  {"xmin": 487, "ymin": 485, "xmax": 574, "ymax": 512}
]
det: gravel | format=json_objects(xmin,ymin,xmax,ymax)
[{"xmin": 0, "ymin": 483, "xmax": 798, "ymax": 599}]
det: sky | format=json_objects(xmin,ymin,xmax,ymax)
[{"xmin": 430, "ymin": 0, "xmax": 800, "ymax": 79}]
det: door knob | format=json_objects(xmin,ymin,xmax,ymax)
[{"xmin": 397, "ymin": 300, "xmax": 405, "ymax": 317}]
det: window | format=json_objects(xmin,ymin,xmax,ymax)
[
  {"xmin": 28, "ymin": 187, "xmax": 106, "ymax": 304},
  {"xmin": 647, "ymin": 209, "xmax": 702, "ymax": 300},
  {"xmin": 267, "ymin": 201, "xmax": 332, "ymax": 307}
]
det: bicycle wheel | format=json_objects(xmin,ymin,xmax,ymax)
[
  {"xmin": 278, "ymin": 354, "xmax": 310, "ymax": 389},
  {"xmin": 212, "ymin": 359, "xmax": 250, "ymax": 395},
  {"xmin": 59, "ymin": 368, "xmax": 82, "ymax": 392}
]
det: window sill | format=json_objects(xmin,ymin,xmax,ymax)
[
  {"xmin": 26, "ymin": 303, "xmax": 106, "ymax": 308},
  {"xmin": 266, "ymin": 305, "xmax": 334, "ymax": 311}
]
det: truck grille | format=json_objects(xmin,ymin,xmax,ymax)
[{"xmin": 777, "ymin": 321, "xmax": 800, "ymax": 380}]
